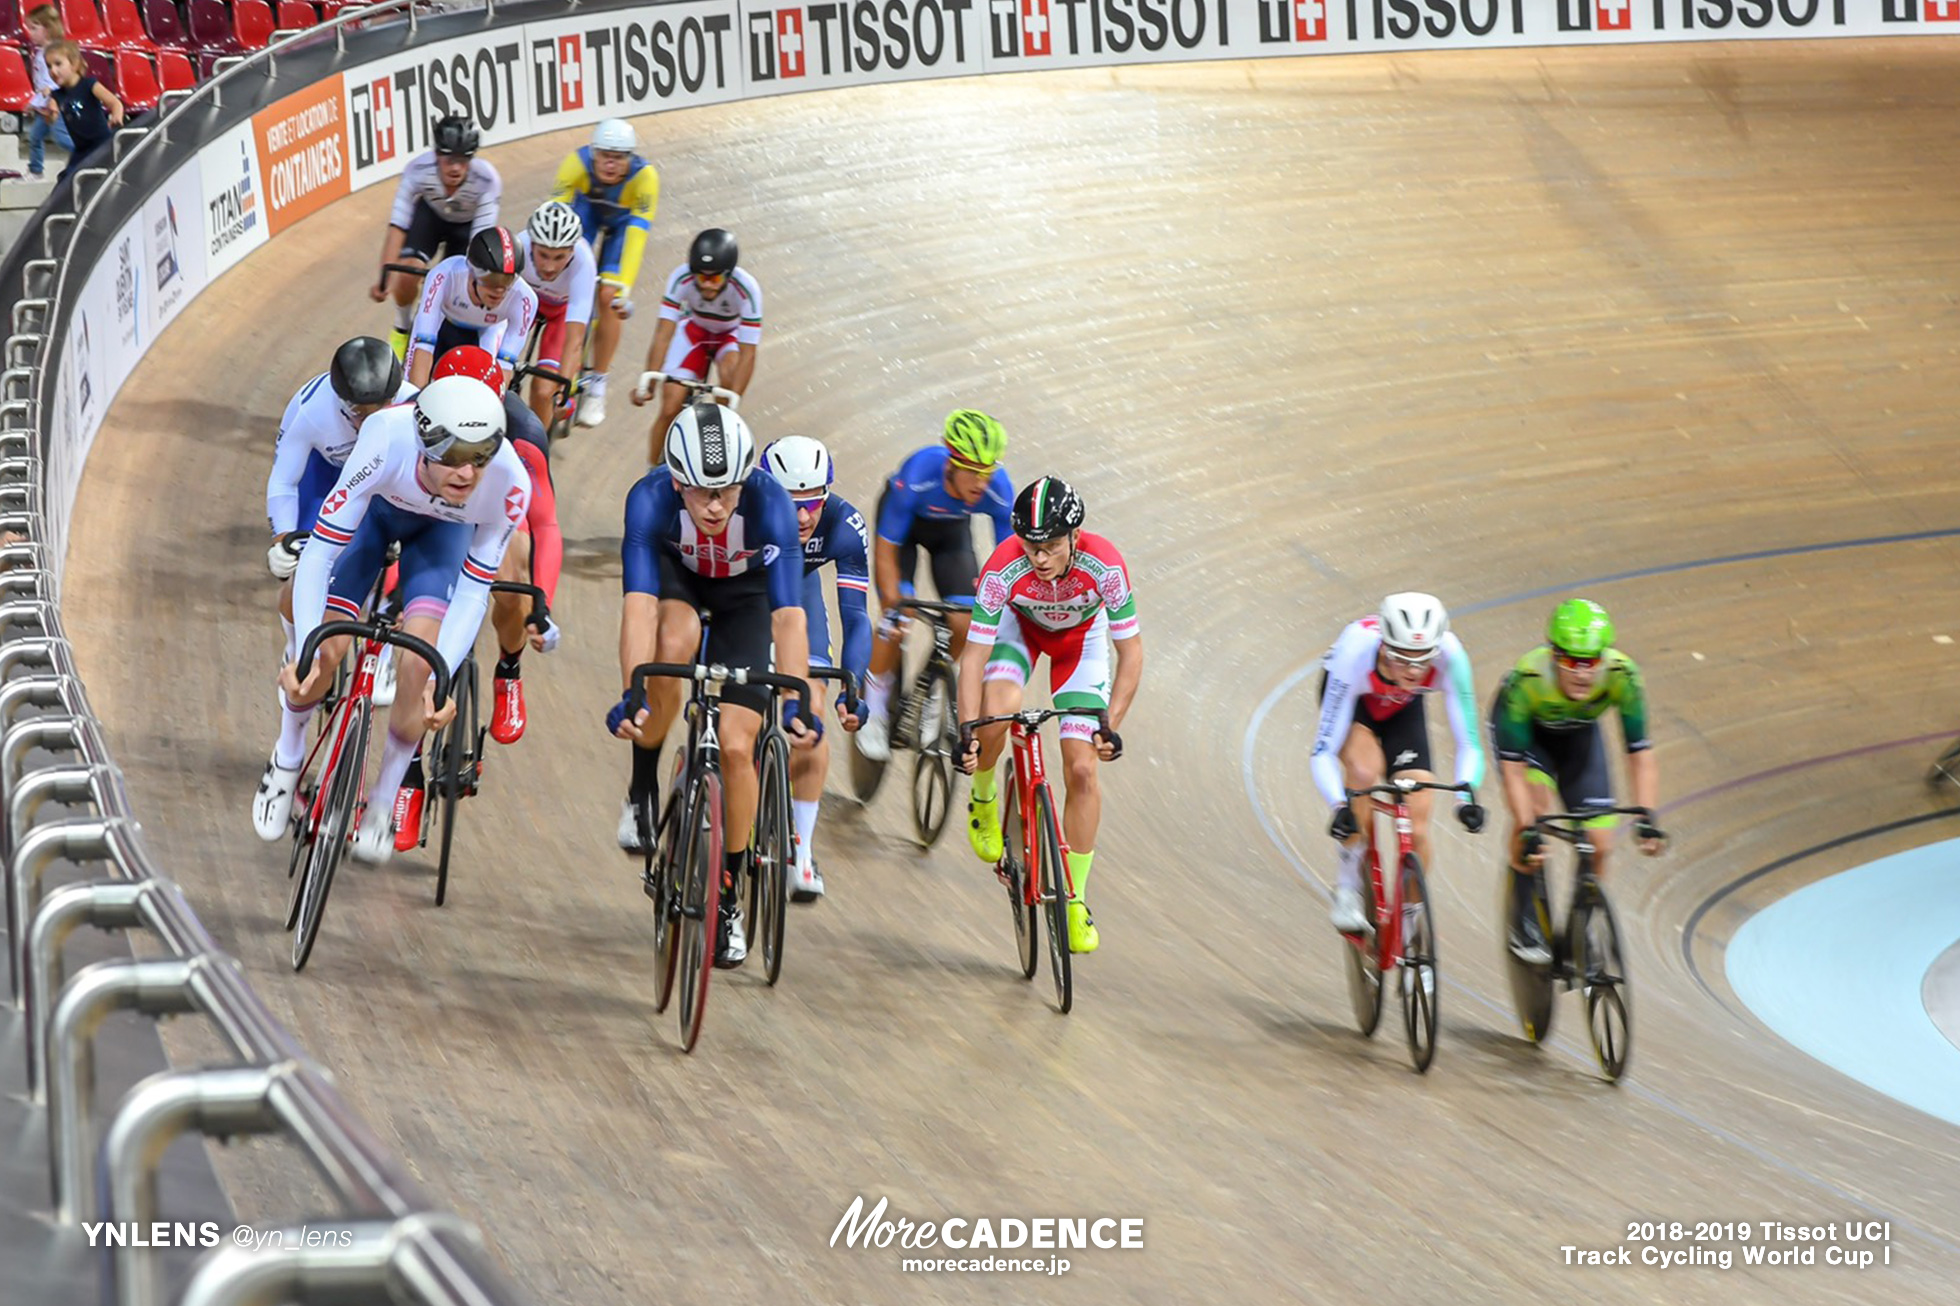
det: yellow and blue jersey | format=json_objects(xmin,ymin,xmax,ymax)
[{"xmin": 551, "ymin": 147, "xmax": 658, "ymax": 289}]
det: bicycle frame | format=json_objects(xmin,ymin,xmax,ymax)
[
  {"xmin": 1011, "ymin": 723, "xmax": 1074, "ymax": 906},
  {"xmin": 1344, "ymin": 778, "xmax": 1471, "ymax": 966},
  {"xmin": 295, "ymin": 635, "xmax": 385, "ymax": 832}
]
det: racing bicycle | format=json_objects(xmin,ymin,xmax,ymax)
[
  {"xmin": 849, "ymin": 597, "xmax": 968, "ymax": 846},
  {"xmin": 1503, "ymin": 806, "xmax": 1652, "ymax": 1082},
  {"xmin": 1340, "ymin": 779, "xmax": 1475, "ymax": 1073}
]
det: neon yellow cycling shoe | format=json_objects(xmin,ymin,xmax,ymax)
[
  {"xmin": 1067, "ymin": 900, "xmax": 1100, "ymax": 954},
  {"xmin": 967, "ymin": 794, "xmax": 1003, "ymax": 864},
  {"xmin": 388, "ymin": 327, "xmax": 409, "ymax": 362}
]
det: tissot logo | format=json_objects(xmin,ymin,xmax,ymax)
[
  {"xmin": 350, "ymin": 77, "xmax": 396, "ymax": 168},
  {"xmin": 1257, "ymin": 0, "xmax": 1328, "ymax": 40},
  {"xmin": 530, "ymin": 14, "xmax": 735, "ymax": 111},
  {"xmin": 988, "ymin": 0, "xmax": 1223, "ymax": 58},
  {"xmin": 747, "ymin": 0, "xmax": 975, "ymax": 81},
  {"xmin": 351, "ymin": 44, "xmax": 524, "ymax": 169},
  {"xmin": 556, "ymin": 35, "xmax": 585, "ymax": 108}
]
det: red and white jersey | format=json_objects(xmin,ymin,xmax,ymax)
[
  {"xmin": 388, "ymin": 152, "xmax": 501, "ymax": 230},
  {"xmin": 657, "ymin": 263, "xmax": 763, "ymax": 344},
  {"xmin": 409, "ymin": 254, "xmax": 539, "ymax": 368},
  {"xmin": 292, "ymin": 404, "xmax": 531, "ymax": 677},
  {"xmin": 516, "ymin": 229, "xmax": 597, "ymax": 325},
  {"xmin": 1309, "ymin": 617, "xmax": 1484, "ymax": 808},
  {"xmin": 969, "ymin": 533, "xmax": 1140, "ymax": 647}
]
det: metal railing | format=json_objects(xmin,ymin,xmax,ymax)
[{"xmin": 2, "ymin": 3, "xmax": 535, "ymax": 1304}]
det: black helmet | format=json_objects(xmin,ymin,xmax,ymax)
[
  {"xmin": 466, "ymin": 226, "xmax": 524, "ymax": 278},
  {"xmin": 432, "ymin": 115, "xmax": 479, "ymax": 157},
  {"xmin": 329, "ymin": 336, "xmax": 403, "ymax": 407},
  {"xmin": 688, "ymin": 228, "xmax": 738, "ymax": 277},
  {"xmin": 1011, "ymin": 476, "xmax": 1085, "ymax": 543}
]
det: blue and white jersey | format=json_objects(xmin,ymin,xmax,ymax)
[
  {"xmin": 799, "ymin": 494, "xmax": 871, "ymax": 679},
  {"xmin": 620, "ymin": 467, "xmax": 804, "ymax": 610},
  {"xmin": 265, "ymin": 371, "xmax": 415, "ymax": 533},
  {"xmin": 876, "ymin": 444, "xmax": 1014, "ymax": 543}
]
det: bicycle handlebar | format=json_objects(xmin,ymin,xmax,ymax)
[
  {"xmin": 1344, "ymin": 780, "xmax": 1475, "ymax": 803},
  {"xmin": 277, "ymin": 530, "xmax": 309, "ymax": 556},
  {"xmin": 298, "ymin": 620, "xmax": 451, "ymax": 710},
  {"xmin": 1534, "ymin": 806, "xmax": 1660, "ymax": 843},
  {"xmin": 376, "ymin": 260, "xmax": 431, "ymax": 292},
  {"xmin": 488, "ymin": 580, "xmax": 551, "ymax": 633},
  {"xmin": 625, "ymin": 662, "xmax": 812, "ymax": 719},
  {"xmin": 509, "ymin": 362, "xmax": 573, "ymax": 394},
  {"xmin": 962, "ymin": 707, "xmax": 1116, "ymax": 733},
  {"xmin": 896, "ymin": 598, "xmax": 972, "ymax": 620},
  {"xmin": 806, "ymin": 666, "xmax": 861, "ymax": 716},
  {"xmin": 633, "ymin": 371, "xmax": 739, "ymax": 408}
]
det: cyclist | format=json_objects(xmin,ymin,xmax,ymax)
[
  {"xmin": 1311, "ymin": 594, "xmax": 1487, "ymax": 937},
  {"xmin": 1489, "ymin": 598, "xmax": 1666, "ymax": 964},
  {"xmin": 252, "ymin": 377, "xmax": 530, "ymax": 865},
  {"xmin": 371, "ymin": 116, "xmax": 501, "ymax": 360},
  {"xmin": 265, "ymin": 338, "xmax": 412, "ymax": 665},
  {"xmin": 514, "ymin": 201, "xmax": 597, "ymax": 435},
  {"xmin": 611, "ymin": 402, "xmax": 816, "ymax": 967},
  {"xmin": 630, "ymin": 229, "xmax": 761, "ymax": 463},
  {"xmin": 855, "ymin": 410, "xmax": 1013, "ymax": 762},
  {"xmin": 406, "ymin": 226, "xmax": 539, "ymax": 389},
  {"xmin": 551, "ymin": 118, "xmax": 657, "ymax": 426},
  {"xmin": 762, "ymin": 435, "xmax": 869, "ymax": 901},
  {"xmin": 955, "ymin": 477, "xmax": 1140, "ymax": 954}
]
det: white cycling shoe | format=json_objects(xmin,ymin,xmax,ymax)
[
  {"xmin": 791, "ymin": 856, "xmax": 825, "ymax": 903},
  {"xmin": 372, "ymin": 650, "xmax": 398, "ymax": 707},
  {"xmin": 575, "ymin": 375, "xmax": 607, "ymax": 428},
  {"xmin": 252, "ymin": 756, "xmax": 301, "ymax": 842},
  {"xmin": 618, "ymin": 797, "xmax": 648, "ymax": 854},
  {"xmin": 1330, "ymin": 886, "xmax": 1368, "ymax": 935},
  {"xmin": 350, "ymin": 802, "xmax": 395, "ymax": 865},
  {"xmin": 856, "ymin": 715, "xmax": 891, "ymax": 762}
]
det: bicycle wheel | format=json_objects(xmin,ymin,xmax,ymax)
[
  {"xmin": 1503, "ymin": 869, "xmax": 1556, "ymax": 1044},
  {"xmin": 292, "ymin": 703, "xmax": 370, "ymax": 971},
  {"xmin": 1930, "ymin": 738, "xmax": 1960, "ymax": 787},
  {"xmin": 1572, "ymin": 880, "xmax": 1633, "ymax": 1082},
  {"xmin": 1343, "ymin": 850, "xmax": 1384, "ymax": 1037},
  {"xmin": 649, "ymin": 788, "xmax": 682, "ymax": 1014},
  {"xmin": 434, "ymin": 657, "xmax": 478, "ymax": 906},
  {"xmin": 755, "ymin": 729, "xmax": 793, "ymax": 986},
  {"xmin": 848, "ymin": 712, "xmax": 890, "ymax": 803},
  {"xmin": 1399, "ymin": 854, "xmax": 1439, "ymax": 1073},
  {"xmin": 909, "ymin": 663, "xmax": 958, "ymax": 847},
  {"xmin": 999, "ymin": 759, "xmax": 1037, "ymax": 980},
  {"xmin": 1034, "ymin": 784, "xmax": 1071, "ymax": 1014},
  {"xmin": 677, "ymin": 770, "xmax": 724, "ymax": 1052},
  {"xmin": 283, "ymin": 777, "xmax": 316, "ymax": 932}
]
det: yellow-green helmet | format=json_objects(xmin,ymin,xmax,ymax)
[
  {"xmin": 943, "ymin": 409, "xmax": 1006, "ymax": 469},
  {"xmin": 1548, "ymin": 598, "xmax": 1614, "ymax": 658}
]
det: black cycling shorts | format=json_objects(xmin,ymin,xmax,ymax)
[
  {"xmin": 875, "ymin": 478, "xmax": 981, "ymax": 603},
  {"xmin": 398, "ymin": 198, "xmax": 472, "ymax": 265},
  {"xmin": 1487, "ymin": 688, "xmax": 1613, "ymax": 814},
  {"xmin": 1317, "ymin": 671, "xmax": 1432, "ymax": 775},
  {"xmin": 655, "ymin": 552, "xmax": 773, "ymax": 714}
]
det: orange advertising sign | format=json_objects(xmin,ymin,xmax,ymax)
[{"xmin": 252, "ymin": 78, "xmax": 350, "ymax": 236}]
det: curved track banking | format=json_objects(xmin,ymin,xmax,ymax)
[{"xmin": 60, "ymin": 40, "xmax": 1960, "ymax": 1303}]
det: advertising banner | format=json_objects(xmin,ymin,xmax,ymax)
[
  {"xmin": 141, "ymin": 159, "xmax": 205, "ymax": 341},
  {"xmin": 254, "ymin": 77, "xmax": 353, "ymax": 235},
  {"xmin": 200, "ymin": 121, "xmax": 269, "ymax": 280}
]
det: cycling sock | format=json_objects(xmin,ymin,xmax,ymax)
[
  {"xmin": 367, "ymin": 727, "xmax": 419, "ymax": 813},
  {"xmin": 1336, "ymin": 842, "xmax": 1364, "ymax": 893},
  {"xmin": 280, "ymin": 615, "xmax": 296, "ymax": 665},
  {"xmin": 393, "ymin": 302, "xmax": 412, "ymax": 332},
  {"xmin": 628, "ymin": 743, "xmax": 662, "ymax": 802},
  {"xmin": 970, "ymin": 766, "xmax": 997, "ymax": 803},
  {"xmin": 864, "ymin": 670, "xmax": 894, "ymax": 721},
  {"xmin": 792, "ymin": 799, "xmax": 819, "ymax": 864},
  {"xmin": 495, "ymin": 650, "xmax": 523, "ymax": 679},
  {"xmin": 723, "ymin": 846, "xmax": 747, "ymax": 900},
  {"xmin": 275, "ymin": 694, "xmax": 315, "ymax": 771},
  {"xmin": 1066, "ymin": 849, "xmax": 1094, "ymax": 900},
  {"xmin": 403, "ymin": 749, "xmax": 424, "ymax": 791}
]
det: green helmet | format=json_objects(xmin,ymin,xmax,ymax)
[
  {"xmin": 943, "ymin": 409, "xmax": 1007, "ymax": 469},
  {"xmin": 1547, "ymin": 598, "xmax": 1614, "ymax": 658}
]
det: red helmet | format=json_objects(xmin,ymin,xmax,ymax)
[{"xmin": 433, "ymin": 345, "xmax": 503, "ymax": 394}]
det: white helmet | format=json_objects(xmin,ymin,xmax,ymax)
[
  {"xmin": 592, "ymin": 119, "xmax": 638, "ymax": 153},
  {"xmin": 665, "ymin": 402, "xmax": 756, "ymax": 489},
  {"xmin": 527, "ymin": 201, "xmax": 582, "ymax": 250},
  {"xmin": 414, "ymin": 375, "xmax": 506, "ymax": 464},
  {"xmin": 762, "ymin": 436, "xmax": 833, "ymax": 496},
  {"xmin": 1377, "ymin": 592, "xmax": 1448, "ymax": 661}
]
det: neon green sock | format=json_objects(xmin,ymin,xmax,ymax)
[
  {"xmin": 1067, "ymin": 849, "xmax": 1094, "ymax": 900},
  {"xmin": 971, "ymin": 766, "xmax": 997, "ymax": 803}
]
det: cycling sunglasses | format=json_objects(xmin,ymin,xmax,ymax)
[{"xmin": 1553, "ymin": 651, "xmax": 1602, "ymax": 670}]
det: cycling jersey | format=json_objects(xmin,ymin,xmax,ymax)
[
  {"xmin": 293, "ymin": 405, "xmax": 531, "ymax": 679},
  {"xmin": 266, "ymin": 370, "xmax": 415, "ymax": 534},
  {"xmin": 620, "ymin": 468, "xmax": 803, "ymax": 611},
  {"xmin": 1491, "ymin": 647, "xmax": 1650, "ymax": 759},
  {"xmin": 552, "ymin": 147, "xmax": 658, "ymax": 287},
  {"xmin": 875, "ymin": 446, "xmax": 1013, "ymax": 545},
  {"xmin": 657, "ymin": 264, "xmax": 763, "ymax": 343},
  {"xmin": 514, "ymin": 230, "xmax": 597, "ymax": 325},
  {"xmin": 410, "ymin": 255, "xmax": 539, "ymax": 370},
  {"xmin": 509, "ymin": 438, "xmax": 561, "ymax": 606},
  {"xmin": 388, "ymin": 153, "xmax": 500, "ymax": 231},
  {"xmin": 1309, "ymin": 617, "xmax": 1484, "ymax": 808},
  {"xmin": 969, "ymin": 533, "xmax": 1138, "ymax": 645},
  {"xmin": 800, "ymin": 494, "xmax": 871, "ymax": 680}
]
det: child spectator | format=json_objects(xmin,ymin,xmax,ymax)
[
  {"xmin": 22, "ymin": 6, "xmax": 72, "ymax": 179},
  {"xmin": 44, "ymin": 39, "xmax": 122, "ymax": 181}
]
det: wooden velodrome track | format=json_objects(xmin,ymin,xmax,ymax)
[{"xmin": 55, "ymin": 38, "xmax": 1960, "ymax": 1304}]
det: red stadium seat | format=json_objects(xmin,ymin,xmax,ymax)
[
  {"xmin": 113, "ymin": 47, "xmax": 156, "ymax": 109},
  {"xmin": 155, "ymin": 45, "xmax": 192, "ymax": 89},
  {"xmin": 103, "ymin": 0, "xmax": 163, "ymax": 50},
  {"xmin": 183, "ymin": 0, "xmax": 242, "ymax": 52},
  {"xmin": 58, "ymin": 0, "xmax": 117, "ymax": 49},
  {"xmin": 79, "ymin": 43, "xmax": 115, "ymax": 96},
  {"xmin": 0, "ymin": 46, "xmax": 32, "ymax": 112},
  {"xmin": 231, "ymin": 0, "xmax": 273, "ymax": 47},
  {"xmin": 274, "ymin": 0, "xmax": 313, "ymax": 25},
  {"xmin": 141, "ymin": 0, "xmax": 192, "ymax": 49}
]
